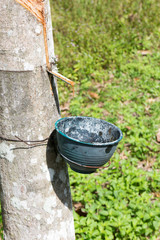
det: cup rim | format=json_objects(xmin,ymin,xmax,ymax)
[{"xmin": 55, "ymin": 116, "xmax": 123, "ymax": 146}]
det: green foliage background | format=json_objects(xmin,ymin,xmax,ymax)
[
  {"xmin": 0, "ymin": 0, "xmax": 160, "ymax": 239},
  {"xmin": 51, "ymin": 0, "xmax": 160, "ymax": 239}
]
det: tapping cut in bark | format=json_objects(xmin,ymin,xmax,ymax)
[
  {"xmin": 15, "ymin": 0, "xmax": 44, "ymax": 23},
  {"xmin": 15, "ymin": 0, "xmax": 50, "ymax": 69},
  {"xmin": 15, "ymin": 0, "xmax": 75, "ymax": 95}
]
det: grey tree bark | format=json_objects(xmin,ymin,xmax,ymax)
[{"xmin": 0, "ymin": 0, "xmax": 75, "ymax": 239}]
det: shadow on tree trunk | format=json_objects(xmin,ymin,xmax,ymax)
[{"xmin": 46, "ymin": 130, "xmax": 72, "ymax": 210}]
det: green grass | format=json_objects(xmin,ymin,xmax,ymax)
[
  {"xmin": 51, "ymin": 0, "xmax": 160, "ymax": 239},
  {"xmin": 0, "ymin": 0, "xmax": 160, "ymax": 239}
]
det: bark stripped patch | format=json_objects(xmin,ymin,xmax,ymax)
[
  {"xmin": 15, "ymin": 0, "xmax": 44, "ymax": 23},
  {"xmin": 15, "ymin": 0, "xmax": 75, "ymax": 94},
  {"xmin": 15, "ymin": 0, "xmax": 50, "ymax": 69}
]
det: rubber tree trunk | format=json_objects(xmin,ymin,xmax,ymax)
[{"xmin": 0, "ymin": 0, "xmax": 75, "ymax": 239}]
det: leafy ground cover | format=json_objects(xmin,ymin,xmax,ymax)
[
  {"xmin": 0, "ymin": 0, "xmax": 160, "ymax": 239},
  {"xmin": 51, "ymin": 0, "xmax": 160, "ymax": 239}
]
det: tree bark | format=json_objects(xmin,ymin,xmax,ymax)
[{"xmin": 0, "ymin": 0, "xmax": 75, "ymax": 239}]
